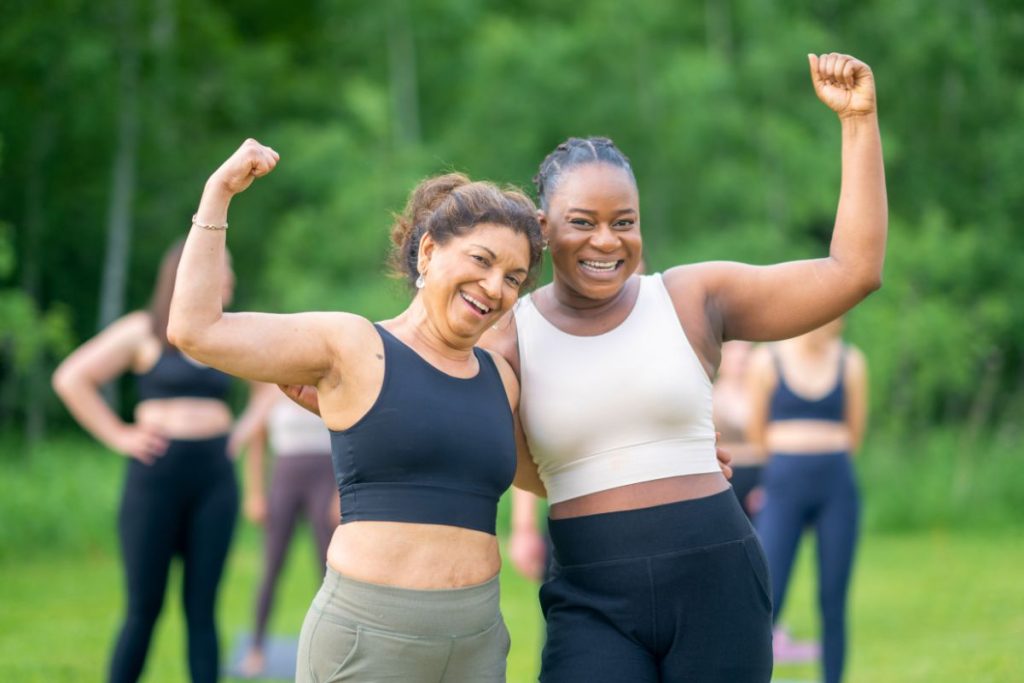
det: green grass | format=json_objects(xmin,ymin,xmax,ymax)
[{"xmin": 1, "ymin": 434, "xmax": 1022, "ymax": 681}]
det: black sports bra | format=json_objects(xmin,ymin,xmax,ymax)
[{"xmin": 329, "ymin": 325, "xmax": 517, "ymax": 535}]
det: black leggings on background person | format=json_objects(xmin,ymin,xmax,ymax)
[{"xmin": 109, "ymin": 436, "xmax": 238, "ymax": 683}]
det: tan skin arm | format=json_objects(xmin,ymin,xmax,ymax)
[
  {"xmin": 844, "ymin": 345, "xmax": 869, "ymax": 453},
  {"xmin": 509, "ymin": 488, "xmax": 546, "ymax": 581},
  {"xmin": 665, "ymin": 54, "xmax": 886, "ymax": 368},
  {"xmin": 242, "ymin": 425, "xmax": 269, "ymax": 525},
  {"xmin": 51, "ymin": 311, "xmax": 169, "ymax": 463},
  {"xmin": 488, "ymin": 348, "xmax": 546, "ymax": 497},
  {"xmin": 168, "ymin": 140, "xmax": 376, "ymax": 397},
  {"xmin": 744, "ymin": 345, "xmax": 777, "ymax": 455}
]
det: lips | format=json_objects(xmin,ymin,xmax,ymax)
[
  {"xmin": 579, "ymin": 259, "xmax": 624, "ymax": 274},
  {"xmin": 459, "ymin": 291, "xmax": 493, "ymax": 316}
]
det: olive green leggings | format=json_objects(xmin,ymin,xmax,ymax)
[{"xmin": 296, "ymin": 566, "xmax": 509, "ymax": 682}]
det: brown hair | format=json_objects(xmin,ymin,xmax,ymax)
[
  {"xmin": 389, "ymin": 173, "xmax": 544, "ymax": 289},
  {"xmin": 148, "ymin": 240, "xmax": 186, "ymax": 347}
]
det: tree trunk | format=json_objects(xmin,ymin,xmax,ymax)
[
  {"xmin": 21, "ymin": 109, "xmax": 57, "ymax": 448},
  {"xmin": 97, "ymin": 0, "xmax": 141, "ymax": 408},
  {"xmin": 387, "ymin": 0, "xmax": 420, "ymax": 146}
]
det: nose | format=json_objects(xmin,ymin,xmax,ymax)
[
  {"xmin": 590, "ymin": 225, "xmax": 621, "ymax": 251},
  {"xmin": 480, "ymin": 270, "xmax": 503, "ymax": 301}
]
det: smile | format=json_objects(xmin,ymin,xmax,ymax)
[
  {"xmin": 579, "ymin": 259, "xmax": 624, "ymax": 273},
  {"xmin": 459, "ymin": 291, "xmax": 493, "ymax": 315}
]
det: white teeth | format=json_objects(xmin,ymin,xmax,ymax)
[
  {"xmin": 581, "ymin": 260, "xmax": 618, "ymax": 271},
  {"xmin": 460, "ymin": 292, "xmax": 491, "ymax": 314}
]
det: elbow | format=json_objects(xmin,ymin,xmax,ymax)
[
  {"xmin": 859, "ymin": 271, "xmax": 883, "ymax": 298},
  {"xmin": 166, "ymin": 316, "xmax": 197, "ymax": 353},
  {"xmin": 51, "ymin": 364, "xmax": 77, "ymax": 400}
]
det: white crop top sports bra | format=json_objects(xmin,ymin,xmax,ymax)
[
  {"xmin": 268, "ymin": 397, "xmax": 332, "ymax": 457},
  {"xmin": 515, "ymin": 273, "xmax": 720, "ymax": 504}
]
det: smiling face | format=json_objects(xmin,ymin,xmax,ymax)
[
  {"xmin": 417, "ymin": 223, "xmax": 531, "ymax": 342},
  {"xmin": 541, "ymin": 162, "xmax": 642, "ymax": 303}
]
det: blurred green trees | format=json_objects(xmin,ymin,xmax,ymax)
[{"xmin": 1, "ymin": 0, "xmax": 1021, "ymax": 440}]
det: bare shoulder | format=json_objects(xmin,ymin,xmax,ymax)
[
  {"xmin": 479, "ymin": 309, "xmax": 521, "ymax": 375},
  {"xmin": 844, "ymin": 343, "xmax": 867, "ymax": 376}
]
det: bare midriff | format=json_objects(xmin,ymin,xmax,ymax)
[
  {"xmin": 135, "ymin": 398, "xmax": 233, "ymax": 439},
  {"xmin": 549, "ymin": 471, "xmax": 731, "ymax": 520},
  {"xmin": 765, "ymin": 420, "xmax": 852, "ymax": 454},
  {"xmin": 326, "ymin": 522, "xmax": 501, "ymax": 589}
]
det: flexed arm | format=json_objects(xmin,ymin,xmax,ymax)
[
  {"xmin": 667, "ymin": 53, "xmax": 887, "ymax": 343},
  {"xmin": 169, "ymin": 139, "xmax": 366, "ymax": 388}
]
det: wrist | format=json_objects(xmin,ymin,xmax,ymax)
[{"xmin": 837, "ymin": 110, "xmax": 879, "ymax": 130}]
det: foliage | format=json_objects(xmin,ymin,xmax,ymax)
[{"xmin": 1, "ymin": 1, "xmax": 1021, "ymax": 439}]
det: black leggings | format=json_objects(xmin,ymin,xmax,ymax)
[
  {"xmin": 251, "ymin": 452, "xmax": 337, "ymax": 648},
  {"xmin": 109, "ymin": 436, "xmax": 238, "ymax": 683},
  {"xmin": 539, "ymin": 490, "xmax": 773, "ymax": 682}
]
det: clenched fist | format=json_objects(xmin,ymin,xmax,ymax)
[
  {"xmin": 206, "ymin": 138, "xmax": 280, "ymax": 197},
  {"xmin": 808, "ymin": 53, "xmax": 876, "ymax": 120}
]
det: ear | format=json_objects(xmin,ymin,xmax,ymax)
[
  {"xmin": 536, "ymin": 209, "xmax": 551, "ymax": 243},
  {"xmin": 417, "ymin": 231, "xmax": 437, "ymax": 274}
]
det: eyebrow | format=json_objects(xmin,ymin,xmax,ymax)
[{"xmin": 566, "ymin": 207, "xmax": 637, "ymax": 215}]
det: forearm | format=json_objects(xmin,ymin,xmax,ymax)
[
  {"xmin": 53, "ymin": 376, "xmax": 128, "ymax": 450},
  {"xmin": 167, "ymin": 183, "xmax": 232, "ymax": 349},
  {"xmin": 831, "ymin": 113, "xmax": 887, "ymax": 293},
  {"xmin": 511, "ymin": 488, "xmax": 540, "ymax": 532},
  {"xmin": 244, "ymin": 432, "xmax": 267, "ymax": 499}
]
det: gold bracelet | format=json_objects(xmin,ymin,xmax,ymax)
[{"xmin": 192, "ymin": 213, "xmax": 228, "ymax": 231}]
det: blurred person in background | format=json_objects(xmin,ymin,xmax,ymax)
[
  {"xmin": 747, "ymin": 317, "xmax": 867, "ymax": 683},
  {"xmin": 713, "ymin": 340, "xmax": 765, "ymax": 518},
  {"xmin": 229, "ymin": 383, "xmax": 338, "ymax": 678},
  {"xmin": 52, "ymin": 240, "xmax": 243, "ymax": 683},
  {"xmin": 168, "ymin": 139, "xmax": 546, "ymax": 682}
]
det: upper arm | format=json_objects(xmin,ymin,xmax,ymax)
[
  {"xmin": 479, "ymin": 311, "xmax": 520, "ymax": 376},
  {"xmin": 53, "ymin": 311, "xmax": 151, "ymax": 391},
  {"xmin": 666, "ymin": 258, "xmax": 877, "ymax": 344},
  {"xmin": 485, "ymin": 347, "xmax": 545, "ymax": 497},
  {"xmin": 174, "ymin": 310, "xmax": 374, "ymax": 389},
  {"xmin": 844, "ymin": 346, "xmax": 869, "ymax": 451}
]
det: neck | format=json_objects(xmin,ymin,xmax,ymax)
[
  {"xmin": 392, "ymin": 299, "xmax": 476, "ymax": 363},
  {"xmin": 548, "ymin": 274, "xmax": 634, "ymax": 317}
]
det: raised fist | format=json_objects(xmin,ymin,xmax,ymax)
[
  {"xmin": 208, "ymin": 138, "xmax": 280, "ymax": 196},
  {"xmin": 808, "ymin": 53, "xmax": 876, "ymax": 119}
]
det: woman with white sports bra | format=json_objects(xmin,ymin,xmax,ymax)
[{"xmin": 492, "ymin": 52, "xmax": 886, "ymax": 682}]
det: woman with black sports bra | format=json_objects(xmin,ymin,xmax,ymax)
[
  {"xmin": 52, "ymin": 241, "xmax": 241, "ymax": 683},
  {"xmin": 168, "ymin": 139, "xmax": 545, "ymax": 682},
  {"xmin": 747, "ymin": 318, "xmax": 867, "ymax": 683}
]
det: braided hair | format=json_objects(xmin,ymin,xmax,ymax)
[{"xmin": 532, "ymin": 137, "xmax": 635, "ymax": 210}]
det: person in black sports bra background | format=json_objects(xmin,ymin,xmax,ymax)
[
  {"xmin": 52, "ymin": 241, "xmax": 244, "ymax": 683},
  {"xmin": 167, "ymin": 139, "xmax": 545, "ymax": 682},
  {"xmin": 747, "ymin": 317, "xmax": 868, "ymax": 683}
]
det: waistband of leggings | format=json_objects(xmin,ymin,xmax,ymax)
[
  {"xmin": 770, "ymin": 450, "xmax": 850, "ymax": 460},
  {"xmin": 312, "ymin": 565, "xmax": 501, "ymax": 637},
  {"xmin": 548, "ymin": 488, "xmax": 753, "ymax": 566}
]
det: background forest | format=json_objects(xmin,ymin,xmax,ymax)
[{"xmin": 1, "ymin": 1, "xmax": 1022, "ymax": 681}]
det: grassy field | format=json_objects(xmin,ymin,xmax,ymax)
[{"xmin": 1, "ymin": 436, "xmax": 1022, "ymax": 681}]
